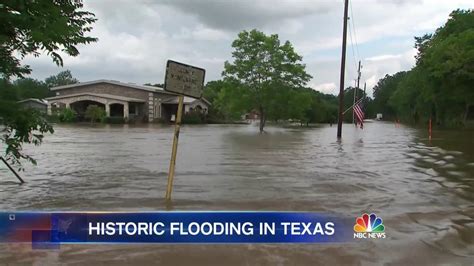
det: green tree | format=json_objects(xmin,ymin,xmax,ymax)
[
  {"xmin": 202, "ymin": 80, "xmax": 228, "ymax": 121},
  {"xmin": 214, "ymin": 79, "xmax": 250, "ymax": 121},
  {"xmin": 372, "ymin": 72, "xmax": 407, "ymax": 120},
  {"xmin": 0, "ymin": 77, "xmax": 50, "ymax": 100},
  {"xmin": 203, "ymin": 80, "xmax": 225, "ymax": 104},
  {"xmin": 222, "ymin": 29, "xmax": 312, "ymax": 132},
  {"xmin": 84, "ymin": 105, "xmax": 105, "ymax": 123},
  {"xmin": 341, "ymin": 86, "xmax": 370, "ymax": 122},
  {"xmin": 0, "ymin": 1, "xmax": 97, "ymax": 169},
  {"xmin": 420, "ymin": 10, "xmax": 474, "ymax": 125},
  {"xmin": 287, "ymin": 90, "xmax": 312, "ymax": 125},
  {"xmin": 13, "ymin": 78, "xmax": 49, "ymax": 99},
  {"xmin": 377, "ymin": 9, "xmax": 474, "ymax": 127},
  {"xmin": 44, "ymin": 70, "xmax": 78, "ymax": 89}
]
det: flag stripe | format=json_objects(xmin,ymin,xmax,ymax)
[{"xmin": 353, "ymin": 102, "xmax": 364, "ymax": 125}]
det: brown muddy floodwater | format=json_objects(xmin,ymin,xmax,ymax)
[{"xmin": 0, "ymin": 122, "xmax": 473, "ymax": 265}]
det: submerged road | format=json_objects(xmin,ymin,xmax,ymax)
[{"xmin": 0, "ymin": 122, "xmax": 473, "ymax": 265}]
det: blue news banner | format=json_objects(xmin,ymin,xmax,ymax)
[{"xmin": 0, "ymin": 212, "xmax": 354, "ymax": 247}]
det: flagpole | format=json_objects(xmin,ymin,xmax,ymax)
[{"xmin": 343, "ymin": 97, "xmax": 364, "ymax": 115}]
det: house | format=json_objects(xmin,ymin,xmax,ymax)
[
  {"xmin": 46, "ymin": 80, "xmax": 210, "ymax": 122},
  {"xmin": 17, "ymin": 98, "xmax": 48, "ymax": 113},
  {"xmin": 242, "ymin": 110, "xmax": 260, "ymax": 121}
]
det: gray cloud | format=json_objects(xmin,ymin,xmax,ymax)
[
  {"xmin": 22, "ymin": 0, "xmax": 473, "ymax": 95},
  {"xmin": 160, "ymin": 0, "xmax": 334, "ymax": 31}
]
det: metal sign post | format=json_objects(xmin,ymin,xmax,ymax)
[
  {"xmin": 163, "ymin": 60, "xmax": 205, "ymax": 201},
  {"xmin": 165, "ymin": 95, "xmax": 184, "ymax": 200}
]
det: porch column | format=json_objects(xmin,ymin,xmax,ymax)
[
  {"xmin": 123, "ymin": 102, "xmax": 129, "ymax": 119},
  {"xmin": 158, "ymin": 99, "xmax": 162, "ymax": 118},
  {"xmin": 105, "ymin": 103, "xmax": 110, "ymax": 117},
  {"xmin": 65, "ymin": 103, "xmax": 70, "ymax": 108},
  {"xmin": 47, "ymin": 104, "xmax": 52, "ymax": 115}
]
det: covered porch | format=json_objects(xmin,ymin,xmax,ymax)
[{"xmin": 46, "ymin": 93, "xmax": 146, "ymax": 121}]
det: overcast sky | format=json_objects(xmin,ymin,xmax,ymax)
[{"xmin": 24, "ymin": 0, "xmax": 473, "ymax": 96}]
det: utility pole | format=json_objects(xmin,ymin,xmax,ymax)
[
  {"xmin": 337, "ymin": 0, "xmax": 349, "ymax": 139},
  {"xmin": 353, "ymin": 60, "xmax": 361, "ymax": 124}
]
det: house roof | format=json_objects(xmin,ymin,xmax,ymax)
[
  {"xmin": 50, "ymin": 79, "xmax": 211, "ymax": 105},
  {"xmin": 50, "ymin": 79, "xmax": 175, "ymax": 95},
  {"xmin": 46, "ymin": 93, "xmax": 146, "ymax": 103},
  {"xmin": 17, "ymin": 98, "xmax": 48, "ymax": 105}
]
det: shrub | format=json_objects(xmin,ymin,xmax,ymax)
[
  {"xmin": 84, "ymin": 105, "xmax": 106, "ymax": 123},
  {"xmin": 46, "ymin": 114, "xmax": 60, "ymax": 123},
  {"xmin": 182, "ymin": 110, "xmax": 205, "ymax": 124},
  {"xmin": 58, "ymin": 108, "xmax": 76, "ymax": 122}
]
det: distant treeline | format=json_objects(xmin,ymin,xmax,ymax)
[
  {"xmin": 203, "ymin": 80, "xmax": 374, "ymax": 124},
  {"xmin": 371, "ymin": 9, "xmax": 473, "ymax": 127},
  {"xmin": 204, "ymin": 80, "xmax": 333, "ymax": 124},
  {"xmin": 0, "ymin": 70, "xmax": 78, "ymax": 101}
]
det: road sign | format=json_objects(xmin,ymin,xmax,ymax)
[
  {"xmin": 164, "ymin": 60, "xmax": 205, "ymax": 200},
  {"xmin": 164, "ymin": 60, "xmax": 206, "ymax": 98}
]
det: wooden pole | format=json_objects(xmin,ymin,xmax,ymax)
[
  {"xmin": 165, "ymin": 95, "xmax": 184, "ymax": 201},
  {"xmin": 0, "ymin": 157, "xmax": 25, "ymax": 184},
  {"xmin": 337, "ymin": 0, "xmax": 350, "ymax": 139}
]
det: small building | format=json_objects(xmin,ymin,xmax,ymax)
[
  {"xmin": 46, "ymin": 80, "xmax": 210, "ymax": 122},
  {"xmin": 242, "ymin": 110, "xmax": 260, "ymax": 120},
  {"xmin": 17, "ymin": 98, "xmax": 48, "ymax": 113}
]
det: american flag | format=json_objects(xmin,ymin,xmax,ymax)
[{"xmin": 353, "ymin": 100, "xmax": 365, "ymax": 129}]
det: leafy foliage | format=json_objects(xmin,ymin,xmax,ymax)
[
  {"xmin": 84, "ymin": 105, "xmax": 106, "ymax": 123},
  {"xmin": 58, "ymin": 108, "xmax": 77, "ymax": 122},
  {"xmin": 0, "ymin": 1, "xmax": 97, "ymax": 169},
  {"xmin": 182, "ymin": 110, "xmax": 206, "ymax": 124},
  {"xmin": 204, "ymin": 79, "xmax": 342, "ymax": 125},
  {"xmin": 0, "ymin": 99, "xmax": 53, "ymax": 170},
  {"xmin": 341, "ymin": 87, "xmax": 371, "ymax": 122},
  {"xmin": 372, "ymin": 9, "xmax": 474, "ymax": 127},
  {"xmin": 372, "ymin": 72, "xmax": 408, "ymax": 120},
  {"xmin": 0, "ymin": 1, "xmax": 97, "ymax": 78},
  {"xmin": 222, "ymin": 29, "xmax": 312, "ymax": 132},
  {"xmin": 45, "ymin": 70, "xmax": 78, "ymax": 88}
]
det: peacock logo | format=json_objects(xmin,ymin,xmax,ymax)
[{"xmin": 353, "ymin": 213, "xmax": 386, "ymax": 239}]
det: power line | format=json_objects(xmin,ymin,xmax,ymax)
[
  {"xmin": 349, "ymin": 0, "xmax": 360, "ymax": 60},
  {"xmin": 347, "ymin": 15, "xmax": 358, "ymax": 82}
]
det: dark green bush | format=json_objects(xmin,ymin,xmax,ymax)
[
  {"xmin": 84, "ymin": 105, "xmax": 106, "ymax": 123},
  {"xmin": 182, "ymin": 111, "xmax": 205, "ymax": 124},
  {"xmin": 46, "ymin": 114, "xmax": 60, "ymax": 123},
  {"xmin": 58, "ymin": 108, "xmax": 76, "ymax": 122}
]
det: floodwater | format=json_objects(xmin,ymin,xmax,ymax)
[{"xmin": 0, "ymin": 122, "xmax": 473, "ymax": 265}]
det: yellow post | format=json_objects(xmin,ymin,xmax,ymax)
[{"xmin": 165, "ymin": 95, "xmax": 184, "ymax": 201}]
